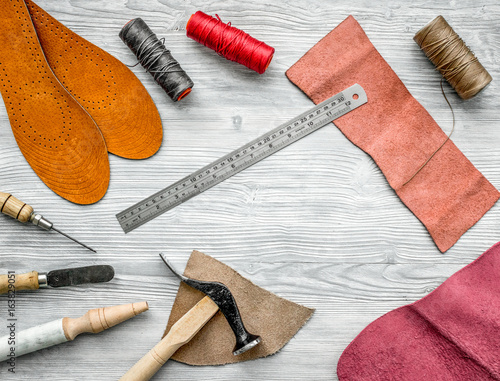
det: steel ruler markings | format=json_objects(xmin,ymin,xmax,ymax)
[{"xmin": 117, "ymin": 84, "xmax": 367, "ymax": 233}]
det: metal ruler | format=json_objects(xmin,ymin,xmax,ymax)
[{"xmin": 117, "ymin": 83, "xmax": 367, "ymax": 233}]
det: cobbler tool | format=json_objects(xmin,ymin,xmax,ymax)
[
  {"xmin": 0, "ymin": 192, "xmax": 96, "ymax": 253},
  {"xmin": 0, "ymin": 265, "xmax": 114, "ymax": 294},
  {"xmin": 0, "ymin": 301, "xmax": 149, "ymax": 361},
  {"xmin": 119, "ymin": 254, "xmax": 260, "ymax": 381},
  {"xmin": 117, "ymin": 84, "xmax": 367, "ymax": 232}
]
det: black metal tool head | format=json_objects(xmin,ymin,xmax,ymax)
[
  {"xmin": 47, "ymin": 265, "xmax": 115, "ymax": 288},
  {"xmin": 160, "ymin": 254, "xmax": 261, "ymax": 355}
]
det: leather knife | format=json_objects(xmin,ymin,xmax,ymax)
[{"xmin": 0, "ymin": 265, "xmax": 114, "ymax": 293}]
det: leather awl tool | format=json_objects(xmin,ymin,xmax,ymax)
[
  {"xmin": 0, "ymin": 192, "xmax": 96, "ymax": 253},
  {"xmin": 0, "ymin": 265, "xmax": 114, "ymax": 294},
  {"xmin": 120, "ymin": 254, "xmax": 261, "ymax": 381},
  {"xmin": 0, "ymin": 302, "xmax": 149, "ymax": 361}
]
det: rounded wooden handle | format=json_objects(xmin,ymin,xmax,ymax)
[
  {"xmin": 119, "ymin": 337, "xmax": 180, "ymax": 381},
  {"xmin": 0, "ymin": 192, "xmax": 34, "ymax": 223},
  {"xmin": 63, "ymin": 301, "xmax": 149, "ymax": 341},
  {"xmin": 0, "ymin": 271, "xmax": 39, "ymax": 294}
]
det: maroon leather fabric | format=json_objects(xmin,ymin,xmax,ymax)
[
  {"xmin": 286, "ymin": 16, "xmax": 499, "ymax": 252},
  {"xmin": 337, "ymin": 242, "xmax": 500, "ymax": 380}
]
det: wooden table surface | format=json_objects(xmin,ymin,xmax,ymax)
[{"xmin": 1, "ymin": 0, "xmax": 499, "ymax": 380}]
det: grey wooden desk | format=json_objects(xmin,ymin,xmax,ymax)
[{"xmin": 1, "ymin": 0, "xmax": 499, "ymax": 379}]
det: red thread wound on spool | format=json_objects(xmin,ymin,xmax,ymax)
[{"xmin": 186, "ymin": 11, "xmax": 274, "ymax": 74}]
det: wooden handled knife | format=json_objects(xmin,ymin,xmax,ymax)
[{"xmin": 0, "ymin": 265, "xmax": 114, "ymax": 293}]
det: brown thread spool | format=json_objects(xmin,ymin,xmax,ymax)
[
  {"xmin": 403, "ymin": 16, "xmax": 493, "ymax": 185},
  {"xmin": 414, "ymin": 15, "xmax": 492, "ymax": 100}
]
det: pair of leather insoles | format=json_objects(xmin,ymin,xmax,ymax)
[{"xmin": 0, "ymin": 0, "xmax": 162, "ymax": 204}]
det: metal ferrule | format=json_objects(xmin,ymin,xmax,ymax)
[
  {"xmin": 30, "ymin": 213, "xmax": 53, "ymax": 230},
  {"xmin": 38, "ymin": 273, "xmax": 48, "ymax": 288}
]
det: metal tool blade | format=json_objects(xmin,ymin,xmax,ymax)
[
  {"xmin": 51, "ymin": 226, "xmax": 97, "ymax": 253},
  {"xmin": 46, "ymin": 265, "xmax": 114, "ymax": 288}
]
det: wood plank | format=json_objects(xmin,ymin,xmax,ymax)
[{"xmin": 0, "ymin": 0, "xmax": 499, "ymax": 379}]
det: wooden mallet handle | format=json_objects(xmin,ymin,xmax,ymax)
[
  {"xmin": 119, "ymin": 337, "xmax": 181, "ymax": 381},
  {"xmin": 0, "ymin": 192, "xmax": 33, "ymax": 223},
  {"xmin": 0, "ymin": 271, "xmax": 39, "ymax": 294},
  {"xmin": 120, "ymin": 296, "xmax": 219, "ymax": 381}
]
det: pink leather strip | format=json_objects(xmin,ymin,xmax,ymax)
[{"xmin": 286, "ymin": 16, "xmax": 499, "ymax": 252}]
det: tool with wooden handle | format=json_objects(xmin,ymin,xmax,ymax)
[
  {"xmin": 0, "ymin": 265, "xmax": 114, "ymax": 294},
  {"xmin": 120, "ymin": 254, "xmax": 260, "ymax": 381},
  {"xmin": 160, "ymin": 254, "xmax": 261, "ymax": 355},
  {"xmin": 120, "ymin": 296, "xmax": 218, "ymax": 381},
  {"xmin": 0, "ymin": 192, "xmax": 96, "ymax": 253},
  {"xmin": 0, "ymin": 301, "xmax": 148, "ymax": 361}
]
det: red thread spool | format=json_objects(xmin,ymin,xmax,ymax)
[{"xmin": 186, "ymin": 11, "xmax": 274, "ymax": 74}]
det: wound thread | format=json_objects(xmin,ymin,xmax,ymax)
[
  {"xmin": 414, "ymin": 15, "xmax": 492, "ymax": 100},
  {"xmin": 119, "ymin": 18, "xmax": 193, "ymax": 101},
  {"xmin": 403, "ymin": 16, "xmax": 492, "ymax": 186},
  {"xmin": 186, "ymin": 11, "xmax": 274, "ymax": 74}
]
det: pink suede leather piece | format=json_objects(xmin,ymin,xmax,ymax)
[
  {"xmin": 285, "ymin": 16, "xmax": 499, "ymax": 252},
  {"xmin": 337, "ymin": 242, "xmax": 500, "ymax": 380}
]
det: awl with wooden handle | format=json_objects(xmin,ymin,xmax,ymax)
[
  {"xmin": 0, "ymin": 192, "xmax": 96, "ymax": 252},
  {"xmin": 0, "ymin": 265, "xmax": 114, "ymax": 294},
  {"xmin": 0, "ymin": 301, "xmax": 149, "ymax": 361}
]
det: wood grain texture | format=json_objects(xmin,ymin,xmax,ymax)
[
  {"xmin": 0, "ymin": 193, "xmax": 34, "ymax": 223},
  {"xmin": 62, "ymin": 301, "xmax": 149, "ymax": 340},
  {"xmin": 0, "ymin": 0, "xmax": 499, "ymax": 379},
  {"xmin": 0, "ymin": 271, "xmax": 39, "ymax": 294},
  {"xmin": 120, "ymin": 296, "xmax": 219, "ymax": 381}
]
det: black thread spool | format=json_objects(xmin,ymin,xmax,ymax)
[{"xmin": 119, "ymin": 18, "xmax": 193, "ymax": 101}]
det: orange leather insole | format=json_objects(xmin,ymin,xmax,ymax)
[
  {"xmin": 25, "ymin": 0, "xmax": 163, "ymax": 159},
  {"xmin": 0, "ymin": 0, "xmax": 109, "ymax": 204}
]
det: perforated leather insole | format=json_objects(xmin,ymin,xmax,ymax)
[
  {"xmin": 25, "ymin": 0, "xmax": 163, "ymax": 160},
  {"xmin": 0, "ymin": 0, "xmax": 109, "ymax": 204}
]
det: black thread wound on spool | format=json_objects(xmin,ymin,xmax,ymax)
[{"xmin": 119, "ymin": 18, "xmax": 193, "ymax": 101}]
